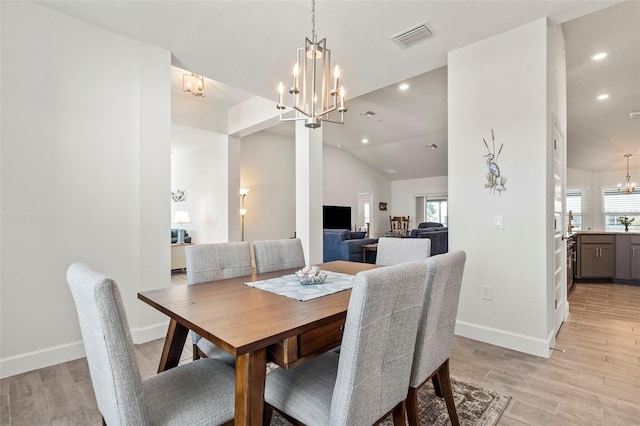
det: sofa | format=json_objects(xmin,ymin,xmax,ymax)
[
  {"xmin": 171, "ymin": 228, "xmax": 192, "ymax": 244},
  {"xmin": 409, "ymin": 222, "xmax": 448, "ymax": 255},
  {"xmin": 323, "ymin": 229, "xmax": 378, "ymax": 262}
]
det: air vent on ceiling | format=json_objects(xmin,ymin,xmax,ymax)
[{"xmin": 390, "ymin": 22, "xmax": 434, "ymax": 49}]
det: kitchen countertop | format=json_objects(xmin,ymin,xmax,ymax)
[{"xmin": 575, "ymin": 230, "xmax": 640, "ymax": 235}]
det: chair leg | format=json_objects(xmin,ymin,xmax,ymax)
[
  {"xmin": 192, "ymin": 343, "xmax": 200, "ymax": 361},
  {"xmin": 262, "ymin": 404, "xmax": 273, "ymax": 426},
  {"xmin": 436, "ymin": 359, "xmax": 460, "ymax": 426},
  {"xmin": 392, "ymin": 401, "xmax": 406, "ymax": 426},
  {"xmin": 432, "ymin": 374, "xmax": 443, "ymax": 397},
  {"xmin": 406, "ymin": 387, "xmax": 420, "ymax": 426}
]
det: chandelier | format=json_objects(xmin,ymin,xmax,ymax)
[
  {"xmin": 618, "ymin": 154, "xmax": 636, "ymax": 194},
  {"xmin": 276, "ymin": 0, "xmax": 347, "ymax": 129},
  {"xmin": 183, "ymin": 72, "xmax": 204, "ymax": 97}
]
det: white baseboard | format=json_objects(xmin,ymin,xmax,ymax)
[
  {"xmin": 455, "ymin": 320, "xmax": 552, "ymax": 358},
  {"xmin": 1, "ymin": 321, "xmax": 169, "ymax": 379},
  {"xmin": 131, "ymin": 321, "xmax": 169, "ymax": 344},
  {"xmin": 0, "ymin": 340, "xmax": 86, "ymax": 379}
]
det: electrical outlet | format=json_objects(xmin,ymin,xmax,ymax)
[{"xmin": 481, "ymin": 285, "xmax": 493, "ymax": 300}]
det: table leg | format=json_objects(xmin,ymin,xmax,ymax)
[
  {"xmin": 234, "ymin": 348, "xmax": 267, "ymax": 426},
  {"xmin": 157, "ymin": 318, "xmax": 189, "ymax": 373}
]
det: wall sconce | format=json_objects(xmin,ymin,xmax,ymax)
[
  {"xmin": 173, "ymin": 211, "xmax": 191, "ymax": 244},
  {"xmin": 239, "ymin": 188, "xmax": 250, "ymax": 241},
  {"xmin": 183, "ymin": 72, "xmax": 204, "ymax": 97}
]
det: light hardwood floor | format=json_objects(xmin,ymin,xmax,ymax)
[{"xmin": 1, "ymin": 278, "xmax": 638, "ymax": 425}]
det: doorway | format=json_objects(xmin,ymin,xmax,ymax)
[{"xmin": 357, "ymin": 192, "xmax": 373, "ymax": 236}]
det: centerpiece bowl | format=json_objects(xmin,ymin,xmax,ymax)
[{"xmin": 295, "ymin": 266, "xmax": 327, "ymax": 285}]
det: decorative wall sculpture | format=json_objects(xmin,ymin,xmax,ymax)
[{"xmin": 482, "ymin": 129, "xmax": 507, "ymax": 195}]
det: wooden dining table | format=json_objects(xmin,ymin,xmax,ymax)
[{"xmin": 138, "ymin": 260, "xmax": 375, "ymax": 426}]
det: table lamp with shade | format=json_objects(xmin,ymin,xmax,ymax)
[{"xmin": 173, "ymin": 211, "xmax": 191, "ymax": 244}]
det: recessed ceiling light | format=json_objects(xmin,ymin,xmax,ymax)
[
  {"xmin": 384, "ymin": 169, "xmax": 397, "ymax": 174},
  {"xmin": 337, "ymin": 144, "xmax": 344, "ymax": 148},
  {"xmin": 591, "ymin": 52, "xmax": 607, "ymax": 61},
  {"xmin": 597, "ymin": 94, "xmax": 609, "ymax": 100},
  {"xmin": 399, "ymin": 83, "xmax": 410, "ymax": 91},
  {"xmin": 362, "ymin": 138, "xmax": 369, "ymax": 144},
  {"xmin": 630, "ymin": 110, "xmax": 640, "ymax": 119}
]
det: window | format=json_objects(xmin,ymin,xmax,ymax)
[
  {"xmin": 416, "ymin": 195, "xmax": 449, "ymax": 226},
  {"xmin": 426, "ymin": 198, "xmax": 448, "ymax": 225},
  {"xmin": 603, "ymin": 188, "xmax": 640, "ymax": 231},
  {"xmin": 566, "ymin": 189, "xmax": 583, "ymax": 231},
  {"xmin": 415, "ymin": 195, "xmax": 448, "ymax": 226}
]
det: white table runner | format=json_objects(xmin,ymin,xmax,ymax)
[{"xmin": 245, "ymin": 271, "xmax": 355, "ymax": 301}]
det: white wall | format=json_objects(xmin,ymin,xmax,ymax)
[
  {"xmin": 391, "ymin": 176, "xmax": 449, "ymax": 229},
  {"xmin": 448, "ymin": 19, "xmax": 559, "ymax": 357},
  {"xmin": 171, "ymin": 125, "xmax": 234, "ymax": 244},
  {"xmin": 237, "ymin": 132, "xmax": 392, "ymax": 244},
  {"xmin": 173, "ymin": 95, "xmax": 228, "ymax": 134},
  {"xmin": 240, "ymin": 131, "xmax": 296, "ymax": 242},
  {"xmin": 1, "ymin": 1, "xmax": 171, "ymax": 378},
  {"xmin": 323, "ymin": 147, "xmax": 392, "ymax": 238},
  {"xmin": 568, "ymin": 166, "xmax": 640, "ymax": 230}
]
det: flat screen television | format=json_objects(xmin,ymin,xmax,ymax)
[{"xmin": 323, "ymin": 205, "xmax": 351, "ymax": 229}]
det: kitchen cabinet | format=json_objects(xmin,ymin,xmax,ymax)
[
  {"xmin": 615, "ymin": 235, "xmax": 640, "ymax": 281},
  {"xmin": 577, "ymin": 234, "xmax": 615, "ymax": 279},
  {"xmin": 566, "ymin": 234, "xmax": 576, "ymax": 292},
  {"xmin": 632, "ymin": 242, "xmax": 640, "ymax": 280}
]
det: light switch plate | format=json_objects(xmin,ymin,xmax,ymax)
[{"xmin": 493, "ymin": 214, "xmax": 504, "ymax": 229}]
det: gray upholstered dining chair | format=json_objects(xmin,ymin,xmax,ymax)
[
  {"xmin": 66, "ymin": 262, "xmax": 236, "ymax": 426},
  {"xmin": 264, "ymin": 261, "xmax": 428, "ymax": 426},
  {"xmin": 376, "ymin": 236, "xmax": 431, "ymax": 266},
  {"xmin": 407, "ymin": 250, "xmax": 466, "ymax": 426},
  {"xmin": 185, "ymin": 241, "xmax": 252, "ymax": 364},
  {"xmin": 253, "ymin": 238, "xmax": 305, "ymax": 274}
]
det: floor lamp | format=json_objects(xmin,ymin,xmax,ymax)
[{"xmin": 240, "ymin": 188, "xmax": 250, "ymax": 241}]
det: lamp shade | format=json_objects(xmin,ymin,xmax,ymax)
[{"xmin": 173, "ymin": 211, "xmax": 191, "ymax": 224}]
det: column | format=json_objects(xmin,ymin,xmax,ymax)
[{"xmin": 295, "ymin": 121, "xmax": 323, "ymax": 265}]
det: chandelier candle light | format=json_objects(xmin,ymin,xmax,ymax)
[
  {"xmin": 618, "ymin": 154, "xmax": 636, "ymax": 194},
  {"xmin": 276, "ymin": 0, "xmax": 347, "ymax": 129}
]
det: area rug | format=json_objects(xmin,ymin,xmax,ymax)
[{"xmin": 269, "ymin": 376, "xmax": 511, "ymax": 426}]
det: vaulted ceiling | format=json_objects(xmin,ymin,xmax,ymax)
[{"xmin": 39, "ymin": 1, "xmax": 639, "ymax": 180}]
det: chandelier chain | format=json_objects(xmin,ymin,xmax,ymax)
[{"xmin": 311, "ymin": 0, "xmax": 316, "ymax": 40}]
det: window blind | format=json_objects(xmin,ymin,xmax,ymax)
[
  {"xmin": 566, "ymin": 189, "xmax": 582, "ymax": 213},
  {"xmin": 603, "ymin": 189, "xmax": 640, "ymax": 213}
]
